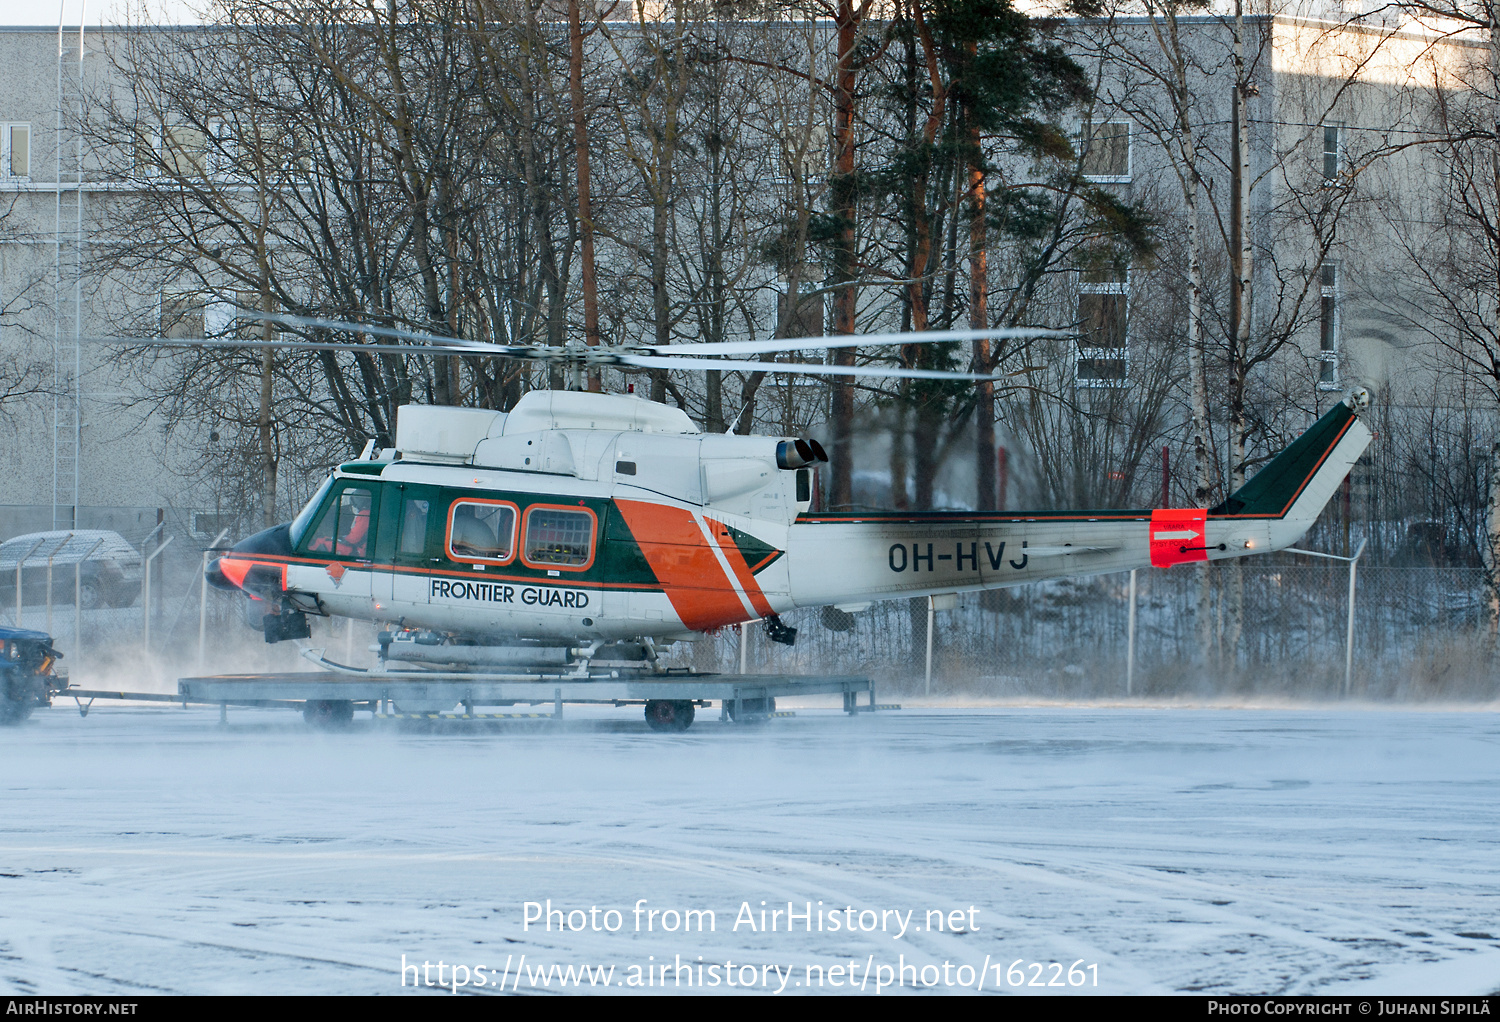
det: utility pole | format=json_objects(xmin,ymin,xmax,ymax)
[
  {"xmin": 828, "ymin": 0, "xmax": 866, "ymax": 509},
  {"xmin": 568, "ymin": 0, "xmax": 601, "ymax": 391}
]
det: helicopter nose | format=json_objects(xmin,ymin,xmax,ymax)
[
  {"xmin": 205, "ymin": 557, "xmax": 235, "ymax": 592},
  {"xmin": 207, "ymin": 523, "xmax": 295, "ymax": 594}
]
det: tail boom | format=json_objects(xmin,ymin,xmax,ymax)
[{"xmin": 783, "ymin": 396, "xmax": 1372, "ymax": 608}]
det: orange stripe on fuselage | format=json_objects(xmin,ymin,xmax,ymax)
[
  {"xmin": 614, "ymin": 500, "xmax": 751, "ymax": 631},
  {"xmin": 218, "ymin": 556, "xmax": 254, "ymax": 590},
  {"xmin": 705, "ymin": 517, "xmax": 775, "ymax": 618}
]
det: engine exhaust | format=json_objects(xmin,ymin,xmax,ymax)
[{"xmin": 776, "ymin": 438, "xmax": 829, "ymax": 470}]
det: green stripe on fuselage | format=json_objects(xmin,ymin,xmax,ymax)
[
  {"xmin": 722, "ymin": 522, "xmax": 781, "ymax": 572},
  {"xmin": 597, "ymin": 502, "xmax": 657, "ymax": 585}
]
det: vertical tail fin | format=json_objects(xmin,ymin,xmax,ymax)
[{"xmin": 1210, "ymin": 392, "xmax": 1372, "ymax": 530}]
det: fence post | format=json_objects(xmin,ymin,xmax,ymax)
[
  {"xmin": 738, "ymin": 622, "xmax": 748, "ymax": 674},
  {"xmin": 46, "ymin": 534, "xmax": 70, "ymax": 637},
  {"xmin": 15, "ymin": 538, "xmax": 44, "ymax": 627},
  {"xmin": 1126, "ymin": 568, "xmax": 1138, "ymax": 696},
  {"xmin": 1345, "ymin": 538, "xmax": 1366, "ymax": 697},
  {"xmin": 199, "ymin": 528, "xmax": 230, "ymax": 672},
  {"xmin": 142, "ymin": 535, "xmax": 174, "ymax": 655},
  {"xmin": 1288, "ymin": 541, "xmax": 1366, "ymax": 697},
  {"xmin": 75, "ymin": 537, "xmax": 102, "ymax": 665},
  {"xmin": 925, "ymin": 595, "xmax": 935, "ymax": 696}
]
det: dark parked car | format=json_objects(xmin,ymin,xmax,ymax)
[
  {"xmin": 0, "ymin": 625, "xmax": 65, "ymax": 725},
  {"xmin": 0, "ymin": 530, "xmax": 143, "ymax": 609}
]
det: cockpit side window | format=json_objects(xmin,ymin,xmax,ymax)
[{"xmin": 301, "ymin": 484, "xmax": 376, "ymax": 559}]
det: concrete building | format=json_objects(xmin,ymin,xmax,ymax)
[{"xmin": 0, "ymin": 7, "xmax": 1484, "ymax": 542}]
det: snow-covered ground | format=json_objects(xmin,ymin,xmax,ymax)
[{"xmin": 1, "ymin": 701, "xmax": 1498, "ymax": 995}]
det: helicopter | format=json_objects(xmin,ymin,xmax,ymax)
[{"xmin": 120, "ymin": 316, "xmax": 1371, "ymax": 672}]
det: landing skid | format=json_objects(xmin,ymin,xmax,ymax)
[{"xmin": 367, "ymin": 630, "xmax": 661, "ymax": 677}]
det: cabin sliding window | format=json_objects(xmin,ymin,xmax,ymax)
[
  {"xmin": 1, "ymin": 124, "xmax": 29, "ymax": 179},
  {"xmin": 521, "ymin": 506, "xmax": 596, "ymax": 570},
  {"xmin": 303, "ymin": 485, "xmax": 375, "ymax": 559},
  {"xmin": 447, "ymin": 500, "xmax": 517, "ymax": 563}
]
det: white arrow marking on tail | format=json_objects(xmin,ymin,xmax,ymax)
[{"xmin": 1152, "ymin": 529, "xmax": 1200, "ymax": 541}]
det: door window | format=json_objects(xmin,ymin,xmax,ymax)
[{"xmin": 398, "ymin": 497, "xmax": 431, "ymax": 556}]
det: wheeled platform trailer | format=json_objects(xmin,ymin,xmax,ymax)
[{"xmin": 65, "ymin": 670, "xmax": 883, "ymax": 732}]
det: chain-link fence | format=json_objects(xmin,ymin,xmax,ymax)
[{"xmin": 691, "ymin": 564, "xmax": 1500, "ymax": 701}]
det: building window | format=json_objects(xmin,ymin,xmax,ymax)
[
  {"xmin": 1081, "ymin": 121, "xmax": 1130, "ymax": 182},
  {"xmin": 773, "ymin": 280, "xmax": 824, "ymax": 339},
  {"xmin": 1323, "ymin": 123, "xmax": 1341, "ymax": 184},
  {"xmin": 776, "ymin": 123, "xmax": 828, "ymax": 193},
  {"xmin": 206, "ymin": 118, "xmax": 235, "ymax": 178},
  {"xmin": 139, "ymin": 125, "xmax": 207, "ymax": 178},
  {"xmin": 1076, "ymin": 267, "xmax": 1128, "ymax": 387},
  {"xmin": 1, "ymin": 124, "xmax": 29, "ymax": 179},
  {"xmin": 134, "ymin": 129, "xmax": 160, "ymax": 178},
  {"xmin": 161, "ymin": 292, "xmax": 205, "ymax": 339},
  {"xmin": 190, "ymin": 510, "xmax": 238, "ymax": 540},
  {"xmin": 164, "ymin": 124, "xmax": 207, "ymax": 177},
  {"xmin": 1318, "ymin": 263, "xmax": 1339, "ymax": 390},
  {"xmin": 218, "ymin": 289, "xmax": 278, "ymax": 339}
]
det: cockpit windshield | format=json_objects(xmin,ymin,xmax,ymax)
[{"xmin": 288, "ymin": 475, "xmax": 336, "ymax": 547}]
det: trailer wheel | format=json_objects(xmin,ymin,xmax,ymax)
[
  {"xmin": 303, "ymin": 699, "xmax": 355, "ymax": 729},
  {"xmin": 644, "ymin": 699, "xmax": 694, "ymax": 732}
]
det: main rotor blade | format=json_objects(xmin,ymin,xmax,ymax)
[
  {"xmin": 82, "ymin": 335, "xmax": 450, "ymax": 356},
  {"xmin": 143, "ymin": 313, "xmax": 1068, "ymax": 364},
  {"xmin": 250, "ymin": 313, "xmax": 554, "ymax": 358},
  {"xmin": 254, "ymin": 313, "xmax": 1066, "ymax": 360},
  {"xmin": 652, "ymin": 326, "xmax": 1066, "ymax": 357},
  {"xmin": 80, "ymin": 334, "xmax": 550, "ymax": 360},
  {"xmin": 617, "ymin": 353, "xmax": 1008, "ymax": 381}
]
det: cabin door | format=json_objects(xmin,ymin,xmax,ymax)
[{"xmin": 379, "ymin": 482, "xmax": 442, "ymax": 612}]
